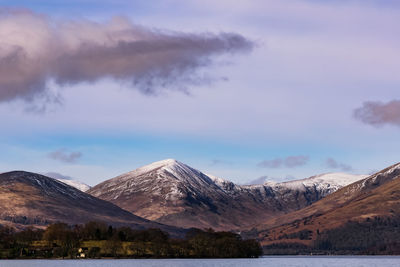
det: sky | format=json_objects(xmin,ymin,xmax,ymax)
[{"xmin": 0, "ymin": 0, "xmax": 399, "ymax": 185}]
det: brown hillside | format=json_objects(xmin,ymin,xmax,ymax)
[
  {"xmin": 0, "ymin": 171, "xmax": 183, "ymax": 236},
  {"xmin": 255, "ymin": 162, "xmax": 400, "ymax": 247}
]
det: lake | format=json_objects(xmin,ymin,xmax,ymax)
[{"xmin": 1, "ymin": 256, "xmax": 400, "ymax": 267}]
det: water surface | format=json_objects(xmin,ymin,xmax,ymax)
[{"xmin": 1, "ymin": 256, "xmax": 400, "ymax": 267}]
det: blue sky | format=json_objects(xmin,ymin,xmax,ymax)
[{"xmin": 0, "ymin": 0, "xmax": 399, "ymax": 185}]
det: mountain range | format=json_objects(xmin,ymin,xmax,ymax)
[
  {"xmin": 2, "ymin": 158, "xmax": 399, "ymax": 253},
  {"xmin": 0, "ymin": 171, "xmax": 182, "ymax": 236},
  {"xmin": 87, "ymin": 159, "xmax": 366, "ymax": 230},
  {"xmin": 253, "ymin": 162, "xmax": 400, "ymax": 252}
]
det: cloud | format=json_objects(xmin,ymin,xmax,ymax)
[
  {"xmin": 210, "ymin": 159, "xmax": 233, "ymax": 166},
  {"xmin": 353, "ymin": 100, "xmax": 400, "ymax": 127},
  {"xmin": 48, "ymin": 149, "xmax": 82, "ymax": 163},
  {"xmin": 257, "ymin": 155, "xmax": 309, "ymax": 168},
  {"xmin": 245, "ymin": 176, "xmax": 268, "ymax": 185},
  {"xmin": 0, "ymin": 9, "xmax": 253, "ymax": 103},
  {"xmin": 325, "ymin": 157, "xmax": 353, "ymax": 172},
  {"xmin": 245, "ymin": 174, "xmax": 298, "ymax": 185},
  {"xmin": 43, "ymin": 172, "xmax": 74, "ymax": 180}
]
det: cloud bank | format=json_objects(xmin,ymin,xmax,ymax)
[
  {"xmin": 325, "ymin": 157, "xmax": 353, "ymax": 172},
  {"xmin": 48, "ymin": 149, "xmax": 82, "ymax": 163},
  {"xmin": 257, "ymin": 155, "xmax": 309, "ymax": 168},
  {"xmin": 354, "ymin": 100, "xmax": 400, "ymax": 127},
  {"xmin": 0, "ymin": 9, "xmax": 253, "ymax": 102}
]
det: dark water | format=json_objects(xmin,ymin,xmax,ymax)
[{"xmin": 1, "ymin": 256, "xmax": 400, "ymax": 267}]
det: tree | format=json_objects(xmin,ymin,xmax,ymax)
[{"xmin": 43, "ymin": 223, "xmax": 80, "ymax": 258}]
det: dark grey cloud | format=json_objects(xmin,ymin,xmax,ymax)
[
  {"xmin": 48, "ymin": 149, "xmax": 82, "ymax": 163},
  {"xmin": 257, "ymin": 155, "xmax": 309, "ymax": 168},
  {"xmin": 354, "ymin": 100, "xmax": 400, "ymax": 127},
  {"xmin": 0, "ymin": 9, "xmax": 253, "ymax": 103},
  {"xmin": 325, "ymin": 157, "xmax": 353, "ymax": 172}
]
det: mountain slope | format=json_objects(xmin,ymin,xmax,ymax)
[
  {"xmin": 88, "ymin": 159, "xmax": 243, "ymax": 229},
  {"xmin": 0, "ymin": 171, "xmax": 182, "ymax": 235},
  {"xmin": 255, "ymin": 162, "xmax": 400, "ymax": 248},
  {"xmin": 43, "ymin": 172, "xmax": 91, "ymax": 192},
  {"xmin": 88, "ymin": 159, "xmax": 366, "ymax": 230},
  {"xmin": 55, "ymin": 178, "xmax": 91, "ymax": 192}
]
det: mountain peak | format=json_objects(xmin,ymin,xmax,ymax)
[
  {"xmin": 142, "ymin": 158, "xmax": 182, "ymax": 169},
  {"xmin": 159, "ymin": 158, "xmax": 180, "ymax": 164},
  {"xmin": 124, "ymin": 159, "xmax": 192, "ymax": 179}
]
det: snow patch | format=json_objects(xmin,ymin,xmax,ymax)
[{"xmin": 56, "ymin": 179, "xmax": 91, "ymax": 192}]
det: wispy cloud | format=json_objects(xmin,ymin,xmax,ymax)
[
  {"xmin": 43, "ymin": 172, "xmax": 74, "ymax": 180},
  {"xmin": 325, "ymin": 157, "xmax": 353, "ymax": 172},
  {"xmin": 48, "ymin": 149, "xmax": 82, "ymax": 163},
  {"xmin": 210, "ymin": 159, "xmax": 233, "ymax": 166},
  {"xmin": 257, "ymin": 155, "xmax": 309, "ymax": 168},
  {"xmin": 0, "ymin": 8, "xmax": 253, "ymax": 103},
  {"xmin": 245, "ymin": 176, "xmax": 268, "ymax": 185},
  {"xmin": 354, "ymin": 100, "xmax": 400, "ymax": 127},
  {"xmin": 245, "ymin": 174, "xmax": 298, "ymax": 184}
]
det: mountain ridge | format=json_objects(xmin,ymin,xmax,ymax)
[
  {"xmin": 254, "ymin": 162, "xmax": 400, "ymax": 248},
  {"xmin": 0, "ymin": 171, "xmax": 183, "ymax": 236},
  {"xmin": 88, "ymin": 159, "xmax": 367, "ymax": 230}
]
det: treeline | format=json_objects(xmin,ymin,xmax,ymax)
[
  {"xmin": 314, "ymin": 216, "xmax": 400, "ymax": 254},
  {"xmin": 0, "ymin": 222, "xmax": 262, "ymax": 259},
  {"xmin": 263, "ymin": 216, "xmax": 400, "ymax": 255}
]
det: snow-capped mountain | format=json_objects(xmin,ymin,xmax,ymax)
[
  {"xmin": 55, "ymin": 178, "xmax": 91, "ymax": 192},
  {"xmin": 255, "ymin": 162, "xmax": 400, "ymax": 248},
  {"xmin": 256, "ymin": 172, "xmax": 367, "ymax": 197},
  {"xmin": 88, "ymin": 159, "xmax": 236, "ymax": 229},
  {"xmin": 88, "ymin": 159, "xmax": 367, "ymax": 230},
  {"xmin": 43, "ymin": 172, "xmax": 91, "ymax": 192},
  {"xmin": 0, "ymin": 171, "xmax": 181, "ymax": 236}
]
